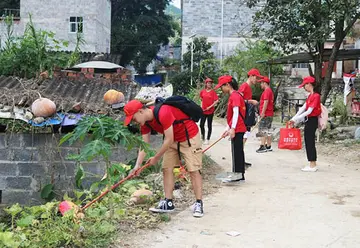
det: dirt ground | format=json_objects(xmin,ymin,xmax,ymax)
[{"xmin": 116, "ymin": 121, "xmax": 360, "ymax": 248}]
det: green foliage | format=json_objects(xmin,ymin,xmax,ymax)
[
  {"xmin": 222, "ymin": 40, "xmax": 283, "ymax": 100},
  {"xmin": 182, "ymin": 37, "xmax": 216, "ymax": 70},
  {"xmin": 40, "ymin": 184, "xmax": 55, "ymax": 201},
  {"xmin": 0, "ymin": 14, "xmax": 73, "ymax": 78},
  {"xmin": 111, "ymin": 0, "xmax": 175, "ymax": 73},
  {"xmin": 60, "ymin": 115, "xmax": 151, "ymax": 194},
  {"xmin": 246, "ymin": 0, "xmax": 360, "ymax": 103},
  {"xmin": 171, "ymin": 37, "xmax": 220, "ymax": 95},
  {"xmin": 0, "ymin": 177, "xmax": 164, "ymax": 247},
  {"xmin": 0, "ymin": 201, "xmax": 120, "ymax": 247},
  {"xmin": 330, "ymin": 98, "xmax": 348, "ymax": 124}
]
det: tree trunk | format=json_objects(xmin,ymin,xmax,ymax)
[
  {"xmin": 321, "ymin": 42, "xmax": 342, "ymax": 104},
  {"xmin": 273, "ymin": 77, "xmax": 283, "ymax": 105}
]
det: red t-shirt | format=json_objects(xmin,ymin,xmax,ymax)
[
  {"xmin": 200, "ymin": 89, "xmax": 219, "ymax": 115},
  {"xmin": 140, "ymin": 106, "xmax": 199, "ymax": 142},
  {"xmin": 259, "ymin": 87, "xmax": 274, "ymax": 117},
  {"xmin": 238, "ymin": 82, "xmax": 252, "ymax": 100},
  {"xmin": 306, "ymin": 93, "xmax": 321, "ymax": 117},
  {"xmin": 227, "ymin": 91, "xmax": 246, "ymax": 133}
]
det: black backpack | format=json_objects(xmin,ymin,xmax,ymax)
[
  {"xmin": 153, "ymin": 95, "xmax": 203, "ymax": 124},
  {"xmin": 148, "ymin": 95, "xmax": 203, "ymax": 147},
  {"xmin": 236, "ymin": 92, "xmax": 257, "ymax": 127}
]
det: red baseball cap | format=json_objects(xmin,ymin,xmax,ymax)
[
  {"xmin": 247, "ymin": 68, "xmax": 262, "ymax": 77},
  {"xmin": 298, "ymin": 76, "xmax": 316, "ymax": 88},
  {"xmin": 123, "ymin": 100, "xmax": 143, "ymax": 126},
  {"xmin": 214, "ymin": 75, "xmax": 233, "ymax": 89},
  {"xmin": 204, "ymin": 77, "xmax": 213, "ymax": 83},
  {"xmin": 258, "ymin": 76, "xmax": 270, "ymax": 84}
]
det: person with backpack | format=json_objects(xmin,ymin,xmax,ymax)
[
  {"xmin": 256, "ymin": 76, "xmax": 274, "ymax": 153},
  {"xmin": 200, "ymin": 77, "xmax": 219, "ymax": 145},
  {"xmin": 123, "ymin": 97, "xmax": 205, "ymax": 217},
  {"xmin": 238, "ymin": 68, "xmax": 262, "ymax": 167},
  {"xmin": 215, "ymin": 75, "xmax": 247, "ymax": 180},
  {"xmin": 290, "ymin": 76, "xmax": 321, "ymax": 172}
]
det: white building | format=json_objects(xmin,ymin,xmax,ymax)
[{"xmin": 0, "ymin": 0, "xmax": 111, "ymax": 53}]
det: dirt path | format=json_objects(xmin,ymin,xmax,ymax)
[{"xmin": 123, "ymin": 121, "xmax": 360, "ymax": 248}]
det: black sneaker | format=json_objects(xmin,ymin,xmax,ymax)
[
  {"xmin": 149, "ymin": 199, "xmax": 175, "ymax": 213},
  {"xmin": 193, "ymin": 201, "xmax": 204, "ymax": 218},
  {"xmin": 266, "ymin": 145, "xmax": 273, "ymax": 152},
  {"xmin": 245, "ymin": 162, "xmax": 252, "ymax": 168},
  {"xmin": 256, "ymin": 145, "xmax": 267, "ymax": 153}
]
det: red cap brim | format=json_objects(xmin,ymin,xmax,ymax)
[
  {"xmin": 298, "ymin": 82, "xmax": 307, "ymax": 88},
  {"xmin": 214, "ymin": 82, "xmax": 223, "ymax": 90},
  {"xmin": 123, "ymin": 115, "xmax": 133, "ymax": 126}
]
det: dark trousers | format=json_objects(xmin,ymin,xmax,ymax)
[
  {"xmin": 200, "ymin": 114, "xmax": 214, "ymax": 140},
  {"xmin": 231, "ymin": 132, "xmax": 245, "ymax": 173},
  {"xmin": 304, "ymin": 117, "xmax": 318, "ymax": 161}
]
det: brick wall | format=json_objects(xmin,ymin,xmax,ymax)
[{"xmin": 0, "ymin": 133, "xmax": 161, "ymax": 205}]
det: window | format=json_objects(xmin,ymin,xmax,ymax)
[
  {"xmin": 69, "ymin": 17, "xmax": 83, "ymax": 33},
  {"xmin": 293, "ymin": 63, "xmax": 308, "ymax": 69}
]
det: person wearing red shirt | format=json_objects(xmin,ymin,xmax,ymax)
[
  {"xmin": 256, "ymin": 76, "xmax": 274, "ymax": 153},
  {"xmin": 238, "ymin": 68, "xmax": 262, "ymax": 167},
  {"xmin": 291, "ymin": 76, "xmax": 322, "ymax": 172},
  {"xmin": 215, "ymin": 75, "xmax": 247, "ymax": 181},
  {"xmin": 123, "ymin": 100, "xmax": 204, "ymax": 217},
  {"xmin": 199, "ymin": 78, "xmax": 219, "ymax": 145}
]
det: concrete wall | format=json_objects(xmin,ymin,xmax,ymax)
[
  {"xmin": 0, "ymin": 0, "xmax": 111, "ymax": 52},
  {"xmin": 0, "ymin": 133, "xmax": 160, "ymax": 205}
]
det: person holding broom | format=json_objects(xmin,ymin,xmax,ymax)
[
  {"xmin": 215, "ymin": 75, "xmax": 247, "ymax": 181},
  {"xmin": 123, "ymin": 100, "xmax": 204, "ymax": 217},
  {"xmin": 290, "ymin": 76, "xmax": 321, "ymax": 172}
]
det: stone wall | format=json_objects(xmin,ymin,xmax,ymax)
[
  {"xmin": 182, "ymin": 0, "xmax": 261, "ymax": 58},
  {"xmin": 0, "ymin": 133, "xmax": 161, "ymax": 205}
]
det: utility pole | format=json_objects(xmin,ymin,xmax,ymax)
[
  {"xmin": 220, "ymin": 0, "xmax": 224, "ymax": 66},
  {"xmin": 189, "ymin": 33, "xmax": 197, "ymax": 86}
]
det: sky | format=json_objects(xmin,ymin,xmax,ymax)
[{"xmin": 171, "ymin": 0, "xmax": 181, "ymax": 9}]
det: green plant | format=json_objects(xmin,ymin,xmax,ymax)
[
  {"xmin": 330, "ymin": 98, "xmax": 348, "ymax": 124},
  {"xmin": 0, "ymin": 14, "xmax": 71, "ymax": 78},
  {"xmin": 59, "ymin": 115, "xmax": 152, "ymax": 215},
  {"xmin": 222, "ymin": 40, "xmax": 283, "ymax": 100}
]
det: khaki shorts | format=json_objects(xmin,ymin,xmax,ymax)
[{"xmin": 162, "ymin": 133, "xmax": 203, "ymax": 172}]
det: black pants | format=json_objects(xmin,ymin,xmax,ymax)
[
  {"xmin": 231, "ymin": 132, "xmax": 245, "ymax": 173},
  {"xmin": 200, "ymin": 114, "xmax": 214, "ymax": 140},
  {"xmin": 304, "ymin": 117, "xmax": 318, "ymax": 161}
]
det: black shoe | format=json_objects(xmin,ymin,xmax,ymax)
[
  {"xmin": 245, "ymin": 162, "xmax": 252, "ymax": 168},
  {"xmin": 266, "ymin": 145, "xmax": 273, "ymax": 152},
  {"xmin": 256, "ymin": 145, "xmax": 267, "ymax": 153},
  {"xmin": 149, "ymin": 199, "xmax": 175, "ymax": 213}
]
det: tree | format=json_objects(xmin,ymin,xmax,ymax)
[
  {"xmin": 111, "ymin": 0, "xmax": 174, "ymax": 73},
  {"xmin": 170, "ymin": 37, "xmax": 219, "ymax": 95},
  {"xmin": 247, "ymin": 0, "xmax": 360, "ymax": 103},
  {"xmin": 223, "ymin": 40, "xmax": 283, "ymax": 100}
]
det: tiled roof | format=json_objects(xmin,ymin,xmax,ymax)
[{"xmin": 0, "ymin": 75, "xmax": 139, "ymax": 115}]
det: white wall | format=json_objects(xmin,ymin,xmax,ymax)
[{"xmin": 0, "ymin": 0, "xmax": 111, "ymax": 53}]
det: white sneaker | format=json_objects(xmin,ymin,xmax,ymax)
[
  {"xmin": 301, "ymin": 166, "xmax": 318, "ymax": 172},
  {"xmin": 204, "ymin": 140, "xmax": 209, "ymax": 145}
]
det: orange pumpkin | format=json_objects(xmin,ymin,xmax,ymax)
[
  {"xmin": 31, "ymin": 94, "xmax": 56, "ymax": 117},
  {"xmin": 103, "ymin": 89, "xmax": 125, "ymax": 105}
]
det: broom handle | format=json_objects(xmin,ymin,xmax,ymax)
[
  {"xmin": 202, "ymin": 136, "xmax": 223, "ymax": 153},
  {"xmin": 81, "ymin": 162, "xmax": 152, "ymax": 211},
  {"xmin": 81, "ymin": 126, "xmax": 231, "ymax": 211}
]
